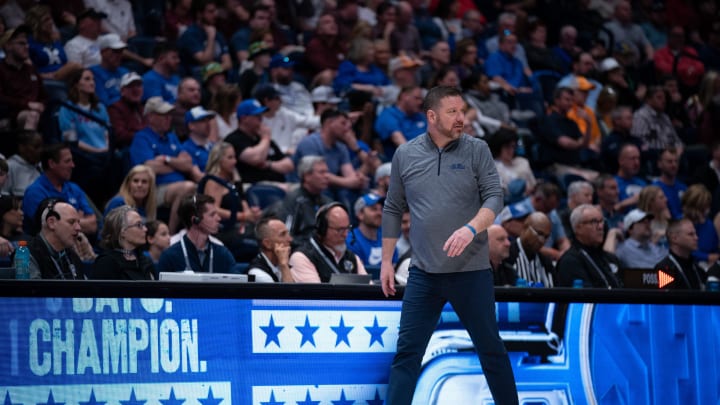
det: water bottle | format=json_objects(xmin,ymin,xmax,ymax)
[
  {"xmin": 573, "ymin": 279, "xmax": 584, "ymax": 288},
  {"xmin": 515, "ymin": 278, "xmax": 527, "ymax": 287},
  {"xmin": 14, "ymin": 240, "xmax": 30, "ymax": 280}
]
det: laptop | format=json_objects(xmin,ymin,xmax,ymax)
[
  {"xmin": 159, "ymin": 271, "xmax": 249, "ymax": 283},
  {"xmin": 621, "ymin": 268, "xmax": 659, "ymax": 289},
  {"xmin": 329, "ymin": 273, "xmax": 372, "ymax": 285}
]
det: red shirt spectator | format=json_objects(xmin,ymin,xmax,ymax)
[{"xmin": 654, "ymin": 26, "xmax": 705, "ymax": 88}]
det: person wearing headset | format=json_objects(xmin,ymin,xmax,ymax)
[
  {"xmin": 27, "ymin": 199, "xmax": 90, "ymax": 280},
  {"xmin": 156, "ymin": 194, "xmax": 237, "ymax": 273},
  {"xmin": 289, "ymin": 202, "xmax": 368, "ymax": 283}
]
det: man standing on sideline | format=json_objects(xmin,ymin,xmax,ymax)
[{"xmin": 380, "ymin": 86, "xmax": 518, "ymax": 405}]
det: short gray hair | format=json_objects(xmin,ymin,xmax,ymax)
[
  {"xmin": 298, "ymin": 155, "xmax": 326, "ymax": 181},
  {"xmin": 567, "ymin": 180, "xmax": 593, "ymax": 198},
  {"xmin": 570, "ymin": 204, "xmax": 598, "ymax": 231}
]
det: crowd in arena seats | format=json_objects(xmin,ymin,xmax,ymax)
[{"xmin": 1, "ymin": 0, "xmax": 720, "ymax": 288}]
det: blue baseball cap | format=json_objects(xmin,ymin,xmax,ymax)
[
  {"xmin": 185, "ymin": 106, "xmax": 216, "ymax": 124},
  {"xmin": 496, "ymin": 203, "xmax": 531, "ymax": 224},
  {"xmin": 354, "ymin": 193, "xmax": 384, "ymax": 215},
  {"xmin": 269, "ymin": 54, "xmax": 295, "ymax": 69},
  {"xmin": 236, "ymin": 99, "xmax": 268, "ymax": 118}
]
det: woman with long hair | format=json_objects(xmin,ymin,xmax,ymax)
[
  {"xmin": 681, "ymin": 184, "xmax": 720, "ymax": 264},
  {"xmin": 93, "ymin": 206, "xmax": 155, "ymax": 280},
  {"xmin": 59, "ymin": 68, "xmax": 112, "ymax": 202},
  {"xmin": 104, "ymin": 165, "xmax": 158, "ymax": 220},
  {"xmin": 199, "ymin": 142, "xmax": 261, "ymax": 261},
  {"xmin": 638, "ymin": 185, "xmax": 671, "ymax": 245},
  {"xmin": 210, "ymin": 83, "xmax": 241, "ymax": 140}
]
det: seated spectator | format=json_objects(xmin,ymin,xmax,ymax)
[
  {"xmin": 653, "ymin": 25, "xmax": 704, "ymax": 93},
  {"xmin": 305, "ymin": 13, "xmax": 346, "ymax": 79},
  {"xmin": 238, "ymin": 40, "xmax": 272, "ymax": 95},
  {"xmin": 268, "ymin": 155, "xmax": 332, "ymax": 244},
  {"xmin": 333, "ymin": 37, "xmax": 390, "ymax": 98},
  {"xmin": 558, "ymin": 180, "xmax": 594, "ymax": 241},
  {"xmin": 631, "ymin": 86, "xmax": 684, "ymax": 158},
  {"xmin": 488, "ymin": 224, "xmax": 513, "ymax": 286},
  {"xmin": 497, "ymin": 182, "xmax": 570, "ymax": 261},
  {"xmin": 380, "ymin": 54, "xmax": 423, "ymax": 107},
  {"xmin": 374, "ymin": 85, "xmax": 426, "ymax": 159},
  {"xmin": 255, "ymin": 84, "xmax": 320, "ymax": 156},
  {"xmin": 289, "ymin": 202, "xmax": 368, "ymax": 282},
  {"xmin": 210, "ymin": 83, "xmax": 241, "ymax": 140},
  {"xmin": 600, "ymin": 1, "xmax": 654, "ymax": 64},
  {"xmin": 566, "ymin": 76, "xmax": 601, "ymax": 162},
  {"xmin": 551, "ymin": 25, "xmax": 581, "ymax": 74},
  {"xmin": 654, "ymin": 218, "xmax": 706, "ymax": 289},
  {"xmin": 348, "ymin": 192, "xmax": 397, "ymax": 267},
  {"xmin": 615, "ymin": 143, "xmax": 647, "ymax": 212},
  {"xmin": 601, "ymin": 106, "xmax": 641, "ymax": 174},
  {"xmin": 89, "ymin": 34, "xmax": 128, "ymax": 106},
  {"xmin": 418, "ymin": 40, "xmax": 451, "ymax": 88},
  {"xmin": 294, "ymin": 109, "xmax": 369, "ymax": 203},
  {"xmin": 537, "ymin": 87, "xmax": 597, "ymax": 180},
  {"xmin": 389, "ymin": 1, "xmax": 421, "ymax": 57},
  {"xmin": 171, "ymin": 77, "xmax": 202, "ymax": 140},
  {"xmin": 485, "ymin": 32, "xmax": 533, "ymax": 97},
  {"xmin": 504, "ymin": 212, "xmax": 557, "ymax": 287},
  {"xmin": 198, "ymin": 142, "xmax": 261, "ymax": 260},
  {"xmin": 652, "ymin": 147, "xmax": 686, "ymax": 219},
  {"xmin": 638, "ymin": 185, "xmax": 671, "ymax": 246},
  {"xmin": 371, "ymin": 162, "xmax": 391, "ymax": 197},
  {"xmin": 556, "ymin": 52, "xmax": 602, "ymax": 110},
  {"xmin": 0, "ymin": 24, "xmax": 46, "ymax": 131},
  {"xmin": 27, "ymin": 200, "xmax": 88, "ymax": 279},
  {"xmin": 247, "ymin": 216, "xmax": 293, "ymax": 282},
  {"xmin": 164, "ymin": 0, "xmax": 194, "ymax": 42},
  {"xmin": 0, "ymin": 195, "xmax": 29, "ymax": 263},
  {"xmin": 483, "ymin": 12, "xmax": 529, "ymax": 69},
  {"xmin": 63, "ymin": 8, "xmax": 105, "ymax": 68},
  {"xmin": 463, "ymin": 71, "xmax": 512, "ymax": 136},
  {"xmin": 176, "ymin": 0, "xmax": 232, "ymax": 76},
  {"xmin": 488, "ymin": 128, "xmax": 536, "ymax": 204},
  {"xmin": 157, "ymin": 194, "xmax": 237, "ymax": 273},
  {"xmin": 104, "ymin": 164, "xmax": 157, "ymax": 220},
  {"xmin": 182, "ymin": 105, "xmax": 216, "ymax": 171},
  {"xmin": 229, "ymin": 5, "xmax": 271, "ymax": 66},
  {"xmin": 142, "ymin": 43, "xmax": 181, "ymax": 104},
  {"xmin": 93, "ymin": 206, "xmax": 155, "ymax": 280},
  {"xmin": 25, "ymin": 5, "xmax": 82, "ymax": 81},
  {"xmin": 681, "ymin": 184, "xmax": 720, "ymax": 264},
  {"xmin": 199, "ymin": 61, "xmax": 227, "ymax": 107},
  {"xmin": 108, "ymin": 72, "xmax": 146, "ymax": 149},
  {"xmin": 23, "ymin": 144, "xmax": 97, "ymax": 236},
  {"xmin": 84, "ymin": 0, "xmax": 136, "ymax": 41},
  {"xmin": 58, "ymin": 68, "xmax": 112, "ymax": 202},
  {"xmin": 596, "ymin": 173, "xmax": 624, "ymax": 229},
  {"xmin": 269, "ymin": 54, "xmax": 314, "ymax": 119},
  {"xmin": 145, "ymin": 219, "xmax": 170, "ymax": 267},
  {"xmin": 556, "ymin": 204, "xmax": 623, "ymax": 288},
  {"xmin": 225, "ymin": 99, "xmax": 294, "ymax": 185},
  {"xmin": 524, "ymin": 19, "xmax": 565, "ymax": 73},
  {"xmin": 453, "ymin": 38, "xmax": 483, "ymax": 84},
  {"xmin": 2, "ymin": 129, "xmax": 42, "ymax": 196},
  {"xmin": 615, "ymin": 208, "xmax": 667, "ymax": 268},
  {"xmin": 129, "ymin": 97, "xmax": 199, "ymax": 233}
]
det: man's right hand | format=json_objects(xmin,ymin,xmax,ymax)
[
  {"xmin": 275, "ymin": 243, "xmax": 290, "ymax": 267},
  {"xmin": 380, "ymin": 261, "xmax": 396, "ymax": 297},
  {"xmin": 204, "ymin": 25, "xmax": 216, "ymax": 39}
]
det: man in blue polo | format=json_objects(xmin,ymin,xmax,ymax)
[
  {"xmin": 348, "ymin": 192, "xmax": 398, "ymax": 267},
  {"xmin": 89, "ymin": 33, "xmax": 129, "ymax": 106},
  {"xmin": 23, "ymin": 143, "xmax": 97, "ymax": 236},
  {"xmin": 129, "ymin": 97, "xmax": 199, "ymax": 233},
  {"xmin": 374, "ymin": 85, "xmax": 426, "ymax": 159},
  {"xmin": 181, "ymin": 105, "xmax": 216, "ymax": 171}
]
